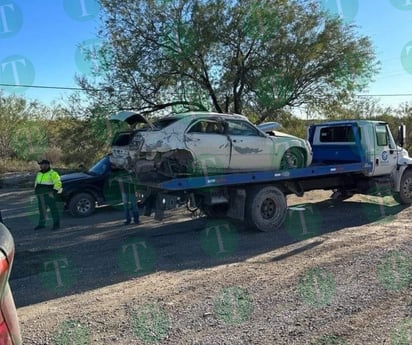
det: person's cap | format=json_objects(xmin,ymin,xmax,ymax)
[{"xmin": 38, "ymin": 159, "xmax": 50, "ymax": 165}]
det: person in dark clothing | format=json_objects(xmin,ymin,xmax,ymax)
[
  {"xmin": 110, "ymin": 171, "xmax": 140, "ymax": 225},
  {"xmin": 34, "ymin": 159, "xmax": 62, "ymax": 230}
]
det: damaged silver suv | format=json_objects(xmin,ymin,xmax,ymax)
[{"xmin": 109, "ymin": 111, "xmax": 312, "ymax": 179}]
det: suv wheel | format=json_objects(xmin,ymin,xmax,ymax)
[{"xmin": 68, "ymin": 192, "xmax": 96, "ymax": 217}]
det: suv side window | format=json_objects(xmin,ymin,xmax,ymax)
[
  {"xmin": 227, "ymin": 120, "xmax": 262, "ymax": 136},
  {"xmin": 188, "ymin": 121, "xmax": 204, "ymax": 133},
  {"xmin": 188, "ymin": 120, "xmax": 224, "ymax": 134}
]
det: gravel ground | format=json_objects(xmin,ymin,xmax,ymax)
[{"xmin": 1, "ymin": 187, "xmax": 411, "ymax": 345}]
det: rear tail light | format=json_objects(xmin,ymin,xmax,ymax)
[{"xmin": 0, "ymin": 223, "xmax": 22, "ymax": 345}]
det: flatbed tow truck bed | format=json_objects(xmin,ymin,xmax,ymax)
[
  {"xmin": 138, "ymin": 160, "xmax": 381, "ymax": 232},
  {"xmin": 144, "ymin": 162, "xmax": 373, "ymax": 191}
]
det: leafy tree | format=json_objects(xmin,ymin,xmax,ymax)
[
  {"xmin": 394, "ymin": 102, "xmax": 412, "ymax": 118},
  {"xmin": 10, "ymin": 121, "xmax": 49, "ymax": 161},
  {"xmin": 53, "ymin": 95, "xmax": 123, "ymax": 167},
  {"xmin": 0, "ymin": 95, "xmax": 27, "ymax": 158},
  {"xmin": 312, "ymin": 96, "xmax": 391, "ymax": 120},
  {"xmin": 0, "ymin": 94, "xmax": 50, "ymax": 159},
  {"xmin": 79, "ymin": 0, "xmax": 378, "ymax": 122},
  {"xmin": 0, "ymin": 92, "xmax": 119, "ymax": 167},
  {"xmin": 53, "ymin": 116, "xmax": 105, "ymax": 167}
]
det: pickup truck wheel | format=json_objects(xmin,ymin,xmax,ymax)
[
  {"xmin": 397, "ymin": 169, "xmax": 412, "ymax": 204},
  {"xmin": 245, "ymin": 185, "xmax": 287, "ymax": 232},
  {"xmin": 68, "ymin": 192, "xmax": 96, "ymax": 217},
  {"xmin": 280, "ymin": 147, "xmax": 305, "ymax": 170}
]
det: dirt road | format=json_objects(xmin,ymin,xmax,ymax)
[{"xmin": 1, "ymin": 187, "xmax": 411, "ymax": 344}]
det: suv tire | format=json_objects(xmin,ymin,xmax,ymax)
[{"xmin": 69, "ymin": 192, "xmax": 96, "ymax": 217}]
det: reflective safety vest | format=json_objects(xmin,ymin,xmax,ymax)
[{"xmin": 34, "ymin": 169, "xmax": 62, "ymax": 194}]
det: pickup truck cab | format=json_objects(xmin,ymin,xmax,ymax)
[
  {"xmin": 60, "ymin": 156, "xmax": 122, "ymax": 217},
  {"xmin": 308, "ymin": 120, "xmax": 412, "ymax": 203},
  {"xmin": 309, "ymin": 120, "xmax": 406, "ymax": 169}
]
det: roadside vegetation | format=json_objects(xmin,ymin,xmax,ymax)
[{"xmin": 0, "ymin": 94, "xmax": 126, "ymax": 173}]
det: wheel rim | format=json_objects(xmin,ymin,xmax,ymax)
[
  {"xmin": 260, "ymin": 198, "xmax": 276, "ymax": 219},
  {"xmin": 280, "ymin": 149, "xmax": 303, "ymax": 169},
  {"xmin": 288, "ymin": 154, "xmax": 298, "ymax": 168},
  {"xmin": 77, "ymin": 199, "xmax": 91, "ymax": 214},
  {"xmin": 402, "ymin": 177, "xmax": 412, "ymax": 198}
]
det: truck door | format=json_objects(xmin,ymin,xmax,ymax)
[{"xmin": 373, "ymin": 123, "xmax": 398, "ymax": 176}]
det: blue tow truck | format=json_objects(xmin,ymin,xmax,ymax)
[{"xmin": 136, "ymin": 120, "xmax": 412, "ymax": 232}]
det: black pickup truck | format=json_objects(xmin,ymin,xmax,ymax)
[{"xmin": 60, "ymin": 156, "xmax": 122, "ymax": 217}]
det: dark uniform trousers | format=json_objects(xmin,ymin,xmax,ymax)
[{"xmin": 35, "ymin": 185, "xmax": 60, "ymax": 227}]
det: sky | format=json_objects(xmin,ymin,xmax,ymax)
[
  {"xmin": 0, "ymin": 0, "xmax": 100, "ymax": 105},
  {"xmin": 1, "ymin": 0, "xmax": 412, "ymax": 109}
]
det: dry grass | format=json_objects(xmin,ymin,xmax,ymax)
[{"xmin": 0, "ymin": 158, "xmax": 39, "ymax": 174}]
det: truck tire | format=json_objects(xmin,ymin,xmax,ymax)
[
  {"xmin": 69, "ymin": 192, "xmax": 96, "ymax": 217},
  {"xmin": 396, "ymin": 169, "xmax": 412, "ymax": 204},
  {"xmin": 245, "ymin": 185, "xmax": 287, "ymax": 232}
]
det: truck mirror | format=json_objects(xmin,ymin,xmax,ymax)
[{"xmin": 397, "ymin": 124, "xmax": 406, "ymax": 147}]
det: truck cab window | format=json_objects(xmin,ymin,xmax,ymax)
[
  {"xmin": 376, "ymin": 125, "xmax": 388, "ymax": 146},
  {"xmin": 319, "ymin": 126, "xmax": 357, "ymax": 142}
]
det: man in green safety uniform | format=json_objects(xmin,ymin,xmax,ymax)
[{"xmin": 34, "ymin": 159, "xmax": 62, "ymax": 230}]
